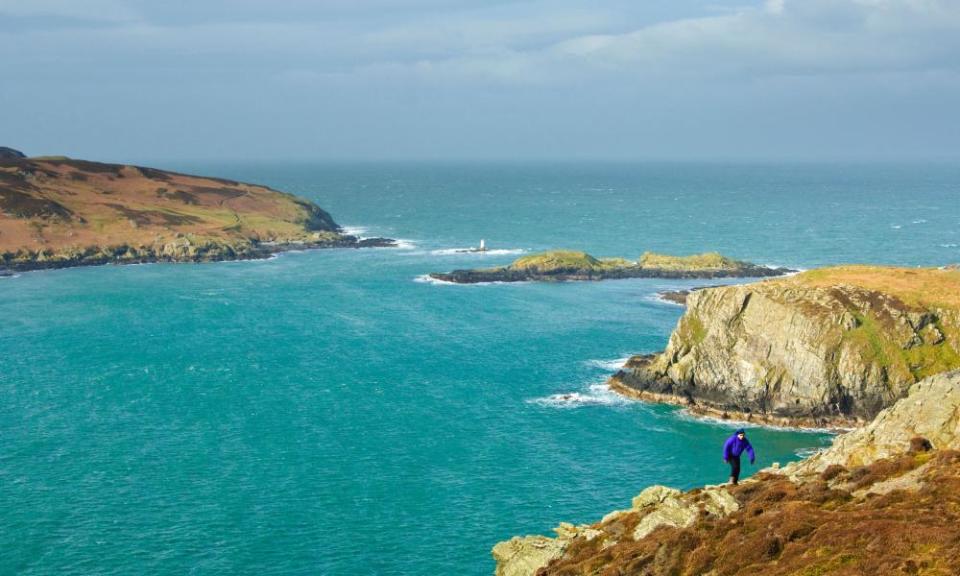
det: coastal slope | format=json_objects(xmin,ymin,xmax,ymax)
[
  {"xmin": 611, "ymin": 266, "xmax": 960, "ymax": 426},
  {"xmin": 430, "ymin": 250, "xmax": 792, "ymax": 284},
  {"xmin": 494, "ymin": 369, "xmax": 960, "ymax": 576},
  {"xmin": 0, "ymin": 149, "xmax": 392, "ymax": 270}
]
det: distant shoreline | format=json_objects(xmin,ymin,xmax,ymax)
[{"xmin": 0, "ymin": 235, "xmax": 397, "ymax": 274}]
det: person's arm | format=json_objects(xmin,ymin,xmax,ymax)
[
  {"xmin": 722, "ymin": 437, "xmax": 733, "ymax": 462},
  {"xmin": 746, "ymin": 441, "xmax": 756, "ymax": 464}
]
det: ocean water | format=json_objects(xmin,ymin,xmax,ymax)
[{"xmin": 2, "ymin": 162, "xmax": 958, "ymax": 575}]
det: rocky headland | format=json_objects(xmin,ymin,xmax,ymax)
[
  {"xmin": 430, "ymin": 250, "xmax": 792, "ymax": 284},
  {"xmin": 0, "ymin": 148, "xmax": 393, "ymax": 272},
  {"xmin": 611, "ymin": 266, "xmax": 960, "ymax": 428},
  {"xmin": 494, "ymin": 369, "xmax": 960, "ymax": 576},
  {"xmin": 494, "ymin": 264, "xmax": 960, "ymax": 575}
]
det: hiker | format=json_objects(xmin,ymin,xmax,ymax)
[{"xmin": 722, "ymin": 428, "xmax": 755, "ymax": 485}]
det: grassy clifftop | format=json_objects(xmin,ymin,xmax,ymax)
[
  {"xmin": 613, "ymin": 265, "xmax": 960, "ymax": 425},
  {"xmin": 508, "ymin": 250, "xmax": 631, "ymax": 272},
  {"xmin": 638, "ymin": 251, "xmax": 746, "ymax": 271},
  {"xmin": 789, "ymin": 265, "xmax": 960, "ymax": 309}
]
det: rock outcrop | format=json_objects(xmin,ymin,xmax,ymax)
[
  {"xmin": 0, "ymin": 146, "xmax": 26, "ymax": 159},
  {"xmin": 611, "ymin": 266, "xmax": 960, "ymax": 426},
  {"xmin": 494, "ymin": 370, "xmax": 960, "ymax": 576},
  {"xmin": 0, "ymin": 155, "xmax": 394, "ymax": 271},
  {"xmin": 430, "ymin": 250, "xmax": 792, "ymax": 284},
  {"xmin": 787, "ymin": 368, "xmax": 960, "ymax": 473}
]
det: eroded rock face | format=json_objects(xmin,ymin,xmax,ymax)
[
  {"xmin": 493, "ymin": 371, "xmax": 960, "ymax": 576},
  {"xmin": 612, "ymin": 278, "xmax": 960, "ymax": 425},
  {"xmin": 491, "ymin": 484, "xmax": 740, "ymax": 576},
  {"xmin": 492, "ymin": 535, "xmax": 566, "ymax": 576},
  {"xmin": 787, "ymin": 369, "xmax": 960, "ymax": 473}
]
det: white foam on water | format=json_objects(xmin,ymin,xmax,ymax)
[
  {"xmin": 912, "ymin": 219, "xmax": 928, "ymax": 224},
  {"xmin": 674, "ymin": 409, "xmax": 844, "ymax": 434},
  {"xmin": 393, "ymin": 239, "xmax": 417, "ymax": 250},
  {"xmin": 891, "ymin": 224, "xmax": 902, "ymax": 229},
  {"xmin": 584, "ymin": 357, "xmax": 632, "ymax": 372},
  {"xmin": 413, "ymin": 274, "xmax": 458, "ymax": 286},
  {"xmin": 0, "ymin": 273, "xmax": 19, "ymax": 279},
  {"xmin": 340, "ymin": 226, "xmax": 369, "ymax": 237},
  {"xmin": 647, "ymin": 293, "xmax": 685, "ymax": 307},
  {"xmin": 429, "ymin": 247, "xmax": 525, "ymax": 256},
  {"xmin": 527, "ymin": 383, "xmax": 633, "ymax": 409},
  {"xmin": 941, "ymin": 243, "xmax": 958, "ymax": 248}
]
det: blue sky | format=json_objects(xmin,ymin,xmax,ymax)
[{"xmin": 2, "ymin": 0, "xmax": 959, "ymax": 161}]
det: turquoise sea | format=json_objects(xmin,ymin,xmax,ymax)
[{"xmin": 2, "ymin": 162, "xmax": 959, "ymax": 575}]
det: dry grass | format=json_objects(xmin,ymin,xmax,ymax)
[
  {"xmin": 0, "ymin": 158, "xmax": 339, "ymax": 255},
  {"xmin": 786, "ymin": 266, "xmax": 960, "ymax": 310},
  {"xmin": 540, "ymin": 450, "xmax": 960, "ymax": 576}
]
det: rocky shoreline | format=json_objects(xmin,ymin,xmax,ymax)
[
  {"xmin": 0, "ymin": 150, "xmax": 397, "ymax": 273},
  {"xmin": 655, "ymin": 285, "xmax": 718, "ymax": 305},
  {"xmin": 494, "ymin": 370, "xmax": 960, "ymax": 576},
  {"xmin": 0, "ymin": 234, "xmax": 395, "ymax": 273},
  {"xmin": 494, "ymin": 265, "xmax": 960, "ymax": 575},
  {"xmin": 430, "ymin": 250, "xmax": 793, "ymax": 284}
]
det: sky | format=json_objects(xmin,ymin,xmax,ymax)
[{"xmin": 2, "ymin": 0, "xmax": 960, "ymax": 162}]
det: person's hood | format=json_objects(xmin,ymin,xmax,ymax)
[{"xmin": 734, "ymin": 428, "xmax": 746, "ymax": 436}]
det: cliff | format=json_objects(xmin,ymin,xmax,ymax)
[
  {"xmin": 610, "ymin": 266, "xmax": 960, "ymax": 426},
  {"xmin": 430, "ymin": 250, "xmax": 792, "ymax": 284},
  {"xmin": 494, "ymin": 369, "xmax": 960, "ymax": 576},
  {"xmin": 0, "ymin": 153, "xmax": 393, "ymax": 271}
]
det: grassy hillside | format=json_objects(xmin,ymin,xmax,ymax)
[{"xmin": 0, "ymin": 155, "xmax": 362, "ymax": 268}]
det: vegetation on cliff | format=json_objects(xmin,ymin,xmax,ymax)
[
  {"xmin": 430, "ymin": 250, "xmax": 791, "ymax": 284},
  {"xmin": 0, "ymin": 153, "xmax": 392, "ymax": 270},
  {"xmin": 495, "ymin": 370, "xmax": 960, "ymax": 576},
  {"xmin": 612, "ymin": 266, "xmax": 960, "ymax": 426}
]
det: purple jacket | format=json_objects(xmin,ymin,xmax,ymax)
[{"xmin": 723, "ymin": 429, "xmax": 755, "ymax": 463}]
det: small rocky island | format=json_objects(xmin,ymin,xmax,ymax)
[
  {"xmin": 0, "ymin": 148, "xmax": 393, "ymax": 271},
  {"xmin": 429, "ymin": 250, "xmax": 792, "ymax": 283}
]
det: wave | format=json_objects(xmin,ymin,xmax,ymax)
[
  {"xmin": 392, "ymin": 239, "xmax": 417, "ymax": 250},
  {"xmin": 340, "ymin": 226, "xmax": 369, "ymax": 237},
  {"xmin": 429, "ymin": 247, "xmax": 525, "ymax": 256},
  {"xmin": 584, "ymin": 357, "xmax": 632, "ymax": 372},
  {"xmin": 0, "ymin": 273, "xmax": 19, "ymax": 279},
  {"xmin": 527, "ymin": 383, "xmax": 634, "ymax": 409},
  {"xmin": 413, "ymin": 274, "xmax": 458, "ymax": 286},
  {"xmin": 891, "ymin": 224, "xmax": 902, "ymax": 230},
  {"xmin": 911, "ymin": 219, "xmax": 928, "ymax": 225},
  {"xmin": 673, "ymin": 409, "xmax": 843, "ymax": 434},
  {"xmin": 647, "ymin": 293, "xmax": 685, "ymax": 307},
  {"xmin": 941, "ymin": 243, "xmax": 959, "ymax": 248}
]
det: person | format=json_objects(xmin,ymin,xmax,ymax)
[{"xmin": 722, "ymin": 428, "xmax": 755, "ymax": 485}]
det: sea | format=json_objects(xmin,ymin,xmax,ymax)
[{"xmin": 2, "ymin": 162, "xmax": 958, "ymax": 575}]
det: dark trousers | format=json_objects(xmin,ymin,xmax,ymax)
[{"xmin": 728, "ymin": 455, "xmax": 741, "ymax": 484}]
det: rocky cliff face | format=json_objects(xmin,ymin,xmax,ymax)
[
  {"xmin": 494, "ymin": 369, "xmax": 960, "ymax": 576},
  {"xmin": 611, "ymin": 267, "xmax": 960, "ymax": 426}
]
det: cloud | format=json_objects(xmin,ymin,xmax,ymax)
[{"xmin": 365, "ymin": 0, "xmax": 960, "ymax": 84}]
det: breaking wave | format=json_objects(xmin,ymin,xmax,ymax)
[
  {"xmin": 527, "ymin": 383, "xmax": 633, "ymax": 409},
  {"xmin": 429, "ymin": 247, "xmax": 525, "ymax": 256},
  {"xmin": 584, "ymin": 357, "xmax": 632, "ymax": 372}
]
